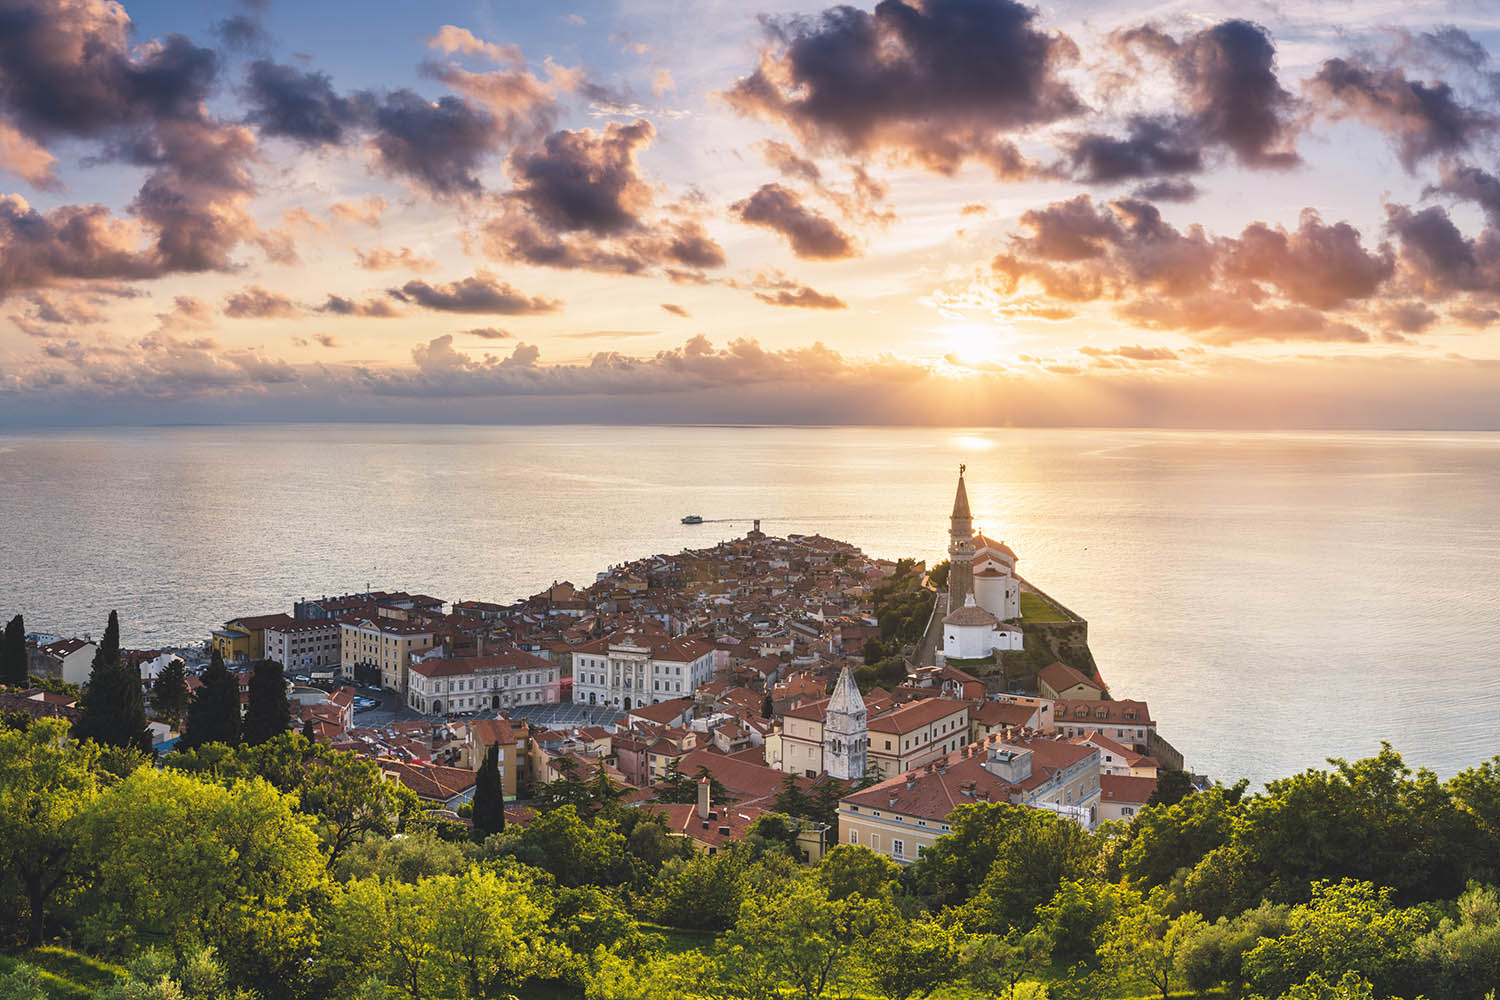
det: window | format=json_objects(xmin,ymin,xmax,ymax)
[
  {"xmin": 893, "ymin": 839, "xmax": 905, "ymax": 859},
  {"xmin": 849, "ymin": 829, "xmax": 859, "ymax": 845}
]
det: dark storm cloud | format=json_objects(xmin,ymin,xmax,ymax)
[
  {"xmin": 1063, "ymin": 115, "xmax": 1203, "ymax": 184},
  {"xmin": 1429, "ymin": 161, "xmax": 1500, "ymax": 227},
  {"xmin": 480, "ymin": 120, "xmax": 725, "ymax": 278},
  {"xmin": 506, "ymin": 119, "xmax": 654, "ymax": 235},
  {"xmin": 1384, "ymin": 203, "xmax": 1500, "ymax": 297},
  {"xmin": 731, "ymin": 183, "xmax": 856, "ymax": 259},
  {"xmin": 243, "ymin": 60, "xmax": 367, "ymax": 144},
  {"xmin": 725, "ymin": 0, "xmax": 1079, "ymax": 176},
  {"xmin": 1308, "ymin": 58, "xmax": 1495, "ymax": 170},
  {"xmin": 389, "ymin": 272, "xmax": 561, "ymax": 314},
  {"xmin": 369, "ymin": 90, "xmax": 501, "ymax": 196},
  {"xmin": 215, "ymin": 14, "xmax": 265, "ymax": 50},
  {"xmin": 0, "ymin": 1, "xmax": 217, "ymax": 140},
  {"xmin": 1090, "ymin": 18, "xmax": 1298, "ymax": 182},
  {"xmin": 243, "ymin": 60, "xmax": 506, "ymax": 196}
]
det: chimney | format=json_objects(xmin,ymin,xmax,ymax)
[{"xmin": 697, "ymin": 776, "xmax": 712, "ymax": 819}]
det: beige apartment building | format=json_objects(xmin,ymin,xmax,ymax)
[
  {"xmin": 866, "ymin": 699, "xmax": 970, "ymax": 778},
  {"xmin": 339, "ymin": 617, "xmax": 436, "ymax": 691},
  {"xmin": 838, "ymin": 733, "xmax": 1102, "ymax": 863}
]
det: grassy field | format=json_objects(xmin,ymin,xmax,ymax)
[
  {"xmin": 1019, "ymin": 591, "xmax": 1068, "ymax": 622},
  {"xmin": 0, "ymin": 947, "xmax": 124, "ymax": 999}
]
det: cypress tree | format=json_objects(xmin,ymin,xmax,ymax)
[
  {"xmin": 301, "ymin": 717, "xmax": 317, "ymax": 742},
  {"xmin": 762, "ymin": 692, "xmax": 774, "ymax": 719},
  {"xmin": 1, "ymin": 614, "xmax": 25, "ymax": 686},
  {"xmin": 471, "ymin": 743, "xmax": 505, "ymax": 840},
  {"xmin": 153, "ymin": 658, "xmax": 189, "ymax": 728},
  {"xmin": 181, "ymin": 648, "xmax": 242, "ymax": 749},
  {"xmin": 75, "ymin": 611, "xmax": 150, "ymax": 752},
  {"xmin": 243, "ymin": 659, "xmax": 290, "ymax": 745}
]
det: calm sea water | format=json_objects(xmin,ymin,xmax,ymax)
[{"xmin": 1, "ymin": 424, "xmax": 1496, "ymax": 786}]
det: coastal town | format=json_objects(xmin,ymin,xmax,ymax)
[{"xmin": 3, "ymin": 469, "xmax": 1186, "ymax": 860}]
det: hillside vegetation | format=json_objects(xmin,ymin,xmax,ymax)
[{"xmin": 3, "ymin": 718, "xmax": 1500, "ymax": 1000}]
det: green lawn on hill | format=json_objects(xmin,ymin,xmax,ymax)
[
  {"xmin": 0, "ymin": 947, "xmax": 124, "ymax": 999},
  {"xmin": 1019, "ymin": 591, "xmax": 1068, "ymax": 622}
]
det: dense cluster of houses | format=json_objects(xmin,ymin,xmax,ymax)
[{"xmin": 11, "ymin": 475, "xmax": 1180, "ymax": 862}]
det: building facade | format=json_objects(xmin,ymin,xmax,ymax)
[
  {"xmin": 570, "ymin": 633, "xmax": 716, "ymax": 710},
  {"xmin": 406, "ymin": 649, "xmax": 562, "ymax": 714},
  {"xmin": 339, "ymin": 617, "xmax": 437, "ymax": 691},
  {"xmin": 262, "ymin": 619, "xmax": 342, "ymax": 673}
]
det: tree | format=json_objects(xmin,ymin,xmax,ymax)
[
  {"xmin": 725, "ymin": 875, "xmax": 897, "ymax": 1000},
  {"xmin": 0, "ymin": 719, "xmax": 101, "ymax": 946},
  {"xmin": 152, "ymin": 659, "xmax": 189, "ymax": 728},
  {"xmin": 1240, "ymin": 879, "xmax": 1430, "ymax": 1000},
  {"xmin": 516, "ymin": 805, "xmax": 628, "ymax": 887},
  {"xmin": 814, "ymin": 844, "xmax": 899, "ymax": 902},
  {"xmin": 75, "ymin": 767, "xmax": 326, "ymax": 994},
  {"xmin": 181, "ymin": 649, "xmax": 241, "ymax": 750},
  {"xmin": 472, "ymin": 743, "xmax": 506, "ymax": 840},
  {"xmin": 962, "ymin": 928, "xmax": 1051, "ymax": 1000},
  {"xmin": 321, "ymin": 868, "xmax": 559, "ymax": 1000},
  {"xmin": 869, "ymin": 918, "xmax": 966, "ymax": 1000},
  {"xmin": 762, "ymin": 692, "xmax": 774, "ymax": 719},
  {"xmin": 74, "ymin": 611, "xmax": 150, "ymax": 753},
  {"xmin": 1148, "ymin": 769, "xmax": 1194, "ymax": 808},
  {"xmin": 242, "ymin": 659, "xmax": 290, "ymax": 745},
  {"xmin": 1, "ymin": 613, "xmax": 25, "ymax": 686},
  {"xmin": 1097, "ymin": 888, "xmax": 1205, "ymax": 1000},
  {"xmin": 301, "ymin": 716, "xmax": 317, "ymax": 741}
]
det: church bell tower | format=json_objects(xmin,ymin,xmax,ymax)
[{"xmin": 948, "ymin": 465, "xmax": 974, "ymax": 606}]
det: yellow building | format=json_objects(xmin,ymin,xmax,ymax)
[
  {"xmin": 210, "ymin": 613, "xmax": 296, "ymax": 663},
  {"xmin": 339, "ymin": 617, "xmax": 437, "ymax": 690}
]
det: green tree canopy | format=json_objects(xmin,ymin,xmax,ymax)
[
  {"xmin": 74, "ymin": 611, "xmax": 150, "ymax": 753},
  {"xmin": 241, "ymin": 659, "xmax": 289, "ymax": 745},
  {"xmin": 180, "ymin": 649, "xmax": 241, "ymax": 750},
  {"xmin": 151, "ymin": 658, "xmax": 189, "ymax": 728}
]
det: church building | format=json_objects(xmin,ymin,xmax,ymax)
[{"xmin": 942, "ymin": 467, "xmax": 1025, "ymax": 661}]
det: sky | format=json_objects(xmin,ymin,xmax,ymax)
[{"xmin": 3, "ymin": 0, "xmax": 1500, "ymax": 428}]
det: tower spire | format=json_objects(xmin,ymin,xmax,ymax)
[{"xmin": 948, "ymin": 465, "xmax": 975, "ymax": 606}]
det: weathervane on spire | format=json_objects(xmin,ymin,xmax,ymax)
[{"xmin": 959, "ymin": 463, "xmax": 966, "ymax": 476}]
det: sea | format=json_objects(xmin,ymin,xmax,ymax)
[{"xmin": 1, "ymin": 424, "xmax": 1496, "ymax": 788}]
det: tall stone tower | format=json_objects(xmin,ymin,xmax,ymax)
[
  {"xmin": 948, "ymin": 465, "xmax": 975, "ymax": 607},
  {"xmin": 823, "ymin": 664, "xmax": 867, "ymax": 780}
]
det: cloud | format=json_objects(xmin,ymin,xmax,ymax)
[
  {"xmin": 744, "ymin": 272, "xmax": 846, "ymax": 309},
  {"xmin": 463, "ymin": 327, "xmax": 511, "ymax": 339},
  {"xmin": 243, "ymin": 59, "xmax": 367, "ymax": 144},
  {"xmin": 1079, "ymin": 344, "xmax": 1181, "ymax": 363},
  {"xmin": 1112, "ymin": 20, "xmax": 1300, "ymax": 170},
  {"xmin": 989, "ymin": 194, "xmax": 1422, "ymax": 344},
  {"xmin": 318, "ymin": 294, "xmax": 401, "ymax": 318},
  {"xmin": 224, "ymin": 285, "xmax": 300, "ymax": 318},
  {"xmin": 725, "ymin": 0, "xmax": 1079, "ymax": 176},
  {"xmin": 507, "ymin": 119, "xmax": 654, "ymax": 235},
  {"xmin": 557, "ymin": 329, "xmax": 659, "ymax": 339},
  {"xmin": 479, "ymin": 119, "xmax": 725, "ymax": 277},
  {"xmin": 0, "ymin": 195, "xmax": 159, "ymax": 298},
  {"xmin": 760, "ymin": 140, "xmax": 821, "ymax": 183},
  {"xmin": 731, "ymin": 183, "xmax": 857, "ymax": 259},
  {"xmin": 1308, "ymin": 58, "xmax": 1495, "ymax": 170},
  {"xmin": 426, "ymin": 26, "xmax": 523, "ymax": 66},
  {"xmin": 354, "ymin": 245, "xmax": 436, "ymax": 271},
  {"xmin": 1429, "ymin": 161, "xmax": 1500, "ymax": 227},
  {"xmin": 215, "ymin": 14, "xmax": 265, "ymax": 50},
  {"xmin": 389, "ymin": 272, "xmax": 561, "ymax": 314},
  {"xmin": 328, "ymin": 196, "xmax": 387, "ymax": 227},
  {"xmin": 313, "ymin": 333, "xmax": 339, "ymax": 348},
  {"xmin": 1384, "ymin": 203, "xmax": 1500, "ymax": 297},
  {"xmin": 660, "ymin": 303, "xmax": 689, "ymax": 317}
]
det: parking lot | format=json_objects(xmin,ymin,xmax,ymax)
[{"xmin": 350, "ymin": 688, "xmax": 623, "ymax": 731}]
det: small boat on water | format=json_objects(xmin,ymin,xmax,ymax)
[{"xmin": 681, "ymin": 514, "xmax": 704, "ymax": 524}]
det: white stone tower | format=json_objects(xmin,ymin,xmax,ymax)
[
  {"xmin": 948, "ymin": 465, "xmax": 975, "ymax": 607},
  {"xmin": 823, "ymin": 664, "xmax": 867, "ymax": 780}
]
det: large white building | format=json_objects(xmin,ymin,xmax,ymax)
[
  {"xmin": 571, "ymin": 633, "xmax": 716, "ymax": 710},
  {"xmin": 262, "ymin": 618, "xmax": 341, "ymax": 673},
  {"xmin": 407, "ymin": 648, "xmax": 562, "ymax": 715},
  {"xmin": 942, "ymin": 468, "xmax": 1025, "ymax": 662}
]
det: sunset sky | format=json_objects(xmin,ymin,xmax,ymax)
[{"xmin": 3, "ymin": 0, "xmax": 1500, "ymax": 427}]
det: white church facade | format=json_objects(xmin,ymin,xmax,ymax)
[{"xmin": 941, "ymin": 467, "xmax": 1025, "ymax": 662}]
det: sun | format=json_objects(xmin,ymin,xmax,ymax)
[{"xmin": 936, "ymin": 320, "xmax": 1014, "ymax": 367}]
